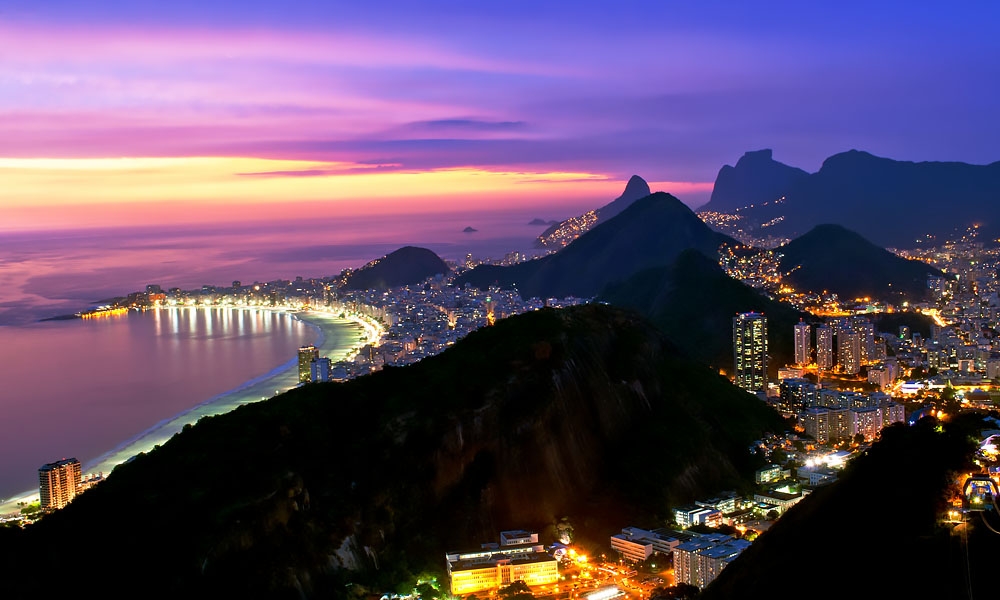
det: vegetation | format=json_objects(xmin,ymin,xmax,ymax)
[
  {"xmin": 0, "ymin": 304, "xmax": 784, "ymax": 599},
  {"xmin": 777, "ymin": 224, "xmax": 944, "ymax": 302},
  {"xmin": 342, "ymin": 246, "xmax": 449, "ymax": 291},
  {"xmin": 600, "ymin": 249, "xmax": 808, "ymax": 374},
  {"xmin": 700, "ymin": 412, "xmax": 988, "ymax": 600}
]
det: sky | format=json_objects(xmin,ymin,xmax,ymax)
[{"xmin": 2, "ymin": 1, "xmax": 999, "ymax": 231}]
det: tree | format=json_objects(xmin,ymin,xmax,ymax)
[
  {"xmin": 853, "ymin": 433, "xmax": 866, "ymax": 445},
  {"xmin": 499, "ymin": 581, "xmax": 532, "ymax": 600},
  {"xmin": 651, "ymin": 583, "xmax": 700, "ymax": 599}
]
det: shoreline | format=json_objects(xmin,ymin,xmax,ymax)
[{"xmin": 0, "ymin": 306, "xmax": 377, "ymax": 515}]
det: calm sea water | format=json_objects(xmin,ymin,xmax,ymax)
[
  {"xmin": 0, "ymin": 211, "xmax": 552, "ymax": 502},
  {"xmin": 0, "ymin": 308, "xmax": 318, "ymax": 500}
]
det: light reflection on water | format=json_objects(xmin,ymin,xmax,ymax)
[
  {"xmin": 0, "ymin": 212, "xmax": 552, "ymax": 504},
  {"xmin": 0, "ymin": 307, "xmax": 333, "ymax": 502}
]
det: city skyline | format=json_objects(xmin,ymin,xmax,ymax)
[{"xmin": 4, "ymin": 1, "xmax": 1000, "ymax": 231}]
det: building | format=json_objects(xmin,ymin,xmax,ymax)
[
  {"xmin": 38, "ymin": 458, "xmax": 82, "ymax": 509},
  {"xmin": 673, "ymin": 533, "xmax": 749, "ymax": 589},
  {"xmin": 755, "ymin": 464, "xmax": 782, "ymax": 484},
  {"xmin": 733, "ymin": 312, "xmax": 768, "ymax": 393},
  {"xmin": 610, "ymin": 527, "xmax": 694, "ymax": 563},
  {"xmin": 838, "ymin": 330, "xmax": 861, "ymax": 375},
  {"xmin": 310, "ymin": 357, "xmax": 332, "ymax": 382},
  {"xmin": 881, "ymin": 401, "xmax": 905, "ymax": 428},
  {"xmin": 794, "ymin": 320, "xmax": 811, "ymax": 366},
  {"xmin": 851, "ymin": 407, "xmax": 882, "ymax": 441},
  {"xmin": 868, "ymin": 364, "xmax": 891, "ymax": 389},
  {"xmin": 673, "ymin": 505, "xmax": 723, "ymax": 529},
  {"xmin": 854, "ymin": 318, "xmax": 876, "ymax": 363},
  {"xmin": 801, "ymin": 407, "xmax": 851, "ymax": 444},
  {"xmin": 816, "ymin": 325, "xmax": 834, "ymax": 370},
  {"xmin": 297, "ymin": 345, "xmax": 319, "ymax": 383},
  {"xmin": 446, "ymin": 531, "xmax": 558, "ymax": 595}
]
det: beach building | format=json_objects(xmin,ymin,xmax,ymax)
[{"xmin": 39, "ymin": 458, "xmax": 81, "ymax": 510}]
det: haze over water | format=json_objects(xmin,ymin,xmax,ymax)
[{"xmin": 0, "ymin": 210, "xmax": 563, "ymax": 325}]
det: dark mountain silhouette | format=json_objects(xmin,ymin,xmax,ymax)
[
  {"xmin": 341, "ymin": 246, "xmax": 449, "ymax": 291},
  {"xmin": 777, "ymin": 224, "xmax": 944, "ymax": 302},
  {"xmin": 701, "ymin": 413, "xmax": 985, "ymax": 600},
  {"xmin": 703, "ymin": 149, "xmax": 1000, "ymax": 247},
  {"xmin": 699, "ymin": 149, "xmax": 809, "ymax": 213},
  {"xmin": 536, "ymin": 175, "xmax": 651, "ymax": 247},
  {"xmin": 600, "ymin": 249, "xmax": 808, "ymax": 375},
  {"xmin": 456, "ymin": 192, "xmax": 733, "ymax": 299},
  {"xmin": 0, "ymin": 304, "xmax": 784, "ymax": 599}
]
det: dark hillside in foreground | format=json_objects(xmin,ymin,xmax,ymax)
[
  {"xmin": 600, "ymin": 249, "xmax": 808, "ymax": 375},
  {"xmin": 456, "ymin": 192, "xmax": 732, "ymax": 299},
  {"xmin": 701, "ymin": 413, "xmax": 987, "ymax": 600},
  {"xmin": 0, "ymin": 304, "xmax": 783, "ymax": 599},
  {"xmin": 777, "ymin": 224, "xmax": 944, "ymax": 302}
]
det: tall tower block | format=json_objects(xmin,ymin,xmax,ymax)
[
  {"xmin": 794, "ymin": 320, "xmax": 811, "ymax": 366},
  {"xmin": 733, "ymin": 312, "xmax": 768, "ymax": 394},
  {"xmin": 298, "ymin": 345, "xmax": 320, "ymax": 383},
  {"xmin": 39, "ymin": 457, "xmax": 82, "ymax": 510}
]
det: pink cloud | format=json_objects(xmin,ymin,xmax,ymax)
[{"xmin": 0, "ymin": 23, "xmax": 553, "ymax": 75}]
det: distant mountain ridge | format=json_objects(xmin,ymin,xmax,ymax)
[
  {"xmin": 536, "ymin": 175, "xmax": 651, "ymax": 248},
  {"xmin": 776, "ymin": 224, "xmax": 944, "ymax": 302},
  {"xmin": 455, "ymin": 192, "xmax": 733, "ymax": 299},
  {"xmin": 701, "ymin": 149, "xmax": 809, "ymax": 213},
  {"xmin": 341, "ymin": 246, "xmax": 448, "ymax": 290},
  {"xmin": 703, "ymin": 149, "xmax": 1000, "ymax": 247}
]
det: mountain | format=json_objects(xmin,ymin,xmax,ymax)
[
  {"xmin": 777, "ymin": 224, "xmax": 944, "ymax": 302},
  {"xmin": 0, "ymin": 304, "xmax": 784, "ymax": 599},
  {"xmin": 703, "ymin": 149, "xmax": 1000, "ymax": 247},
  {"xmin": 699, "ymin": 149, "xmax": 809, "ymax": 214},
  {"xmin": 600, "ymin": 249, "xmax": 808, "ymax": 375},
  {"xmin": 536, "ymin": 175, "xmax": 651, "ymax": 248},
  {"xmin": 456, "ymin": 192, "xmax": 733, "ymax": 299},
  {"xmin": 700, "ymin": 413, "xmax": 985, "ymax": 600},
  {"xmin": 341, "ymin": 246, "xmax": 449, "ymax": 290}
]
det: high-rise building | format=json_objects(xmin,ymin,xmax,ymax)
[
  {"xmin": 838, "ymin": 330, "xmax": 861, "ymax": 375},
  {"xmin": 793, "ymin": 320, "xmax": 811, "ymax": 366},
  {"xmin": 310, "ymin": 357, "xmax": 332, "ymax": 382},
  {"xmin": 39, "ymin": 458, "xmax": 82, "ymax": 510},
  {"xmin": 853, "ymin": 318, "xmax": 876, "ymax": 364},
  {"xmin": 733, "ymin": 312, "xmax": 768, "ymax": 393},
  {"xmin": 816, "ymin": 325, "xmax": 834, "ymax": 370},
  {"xmin": 297, "ymin": 345, "xmax": 319, "ymax": 383}
]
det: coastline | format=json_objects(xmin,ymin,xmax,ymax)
[{"xmin": 0, "ymin": 307, "xmax": 375, "ymax": 515}]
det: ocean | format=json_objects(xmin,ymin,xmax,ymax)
[{"xmin": 0, "ymin": 210, "xmax": 552, "ymax": 504}]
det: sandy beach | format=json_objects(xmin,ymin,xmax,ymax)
[{"xmin": 0, "ymin": 308, "xmax": 371, "ymax": 515}]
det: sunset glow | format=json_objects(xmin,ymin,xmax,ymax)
[{"xmin": 2, "ymin": 2, "xmax": 997, "ymax": 230}]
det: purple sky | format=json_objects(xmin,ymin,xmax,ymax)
[{"xmin": 2, "ymin": 1, "xmax": 998, "ymax": 229}]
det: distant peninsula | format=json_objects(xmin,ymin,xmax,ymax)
[
  {"xmin": 462, "ymin": 226, "xmax": 478, "ymax": 233},
  {"xmin": 528, "ymin": 218, "xmax": 557, "ymax": 226}
]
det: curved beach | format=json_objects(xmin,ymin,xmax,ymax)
[{"xmin": 0, "ymin": 309, "xmax": 374, "ymax": 514}]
